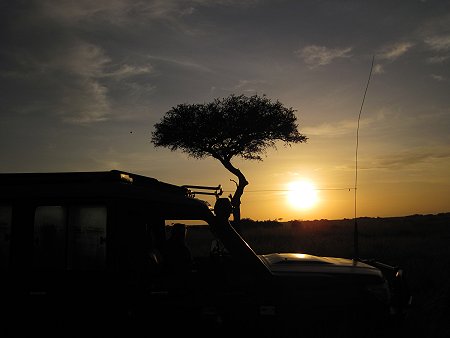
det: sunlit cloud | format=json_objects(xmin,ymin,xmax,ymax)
[
  {"xmin": 431, "ymin": 74, "xmax": 446, "ymax": 81},
  {"xmin": 60, "ymin": 41, "xmax": 110, "ymax": 77},
  {"xmin": 378, "ymin": 42, "xmax": 414, "ymax": 60},
  {"xmin": 295, "ymin": 45, "xmax": 352, "ymax": 68},
  {"xmin": 423, "ymin": 34, "xmax": 450, "ymax": 65},
  {"xmin": 304, "ymin": 112, "xmax": 385, "ymax": 137},
  {"xmin": 233, "ymin": 79, "xmax": 265, "ymax": 89},
  {"xmin": 47, "ymin": 40, "xmax": 112, "ymax": 123},
  {"xmin": 229, "ymin": 79, "xmax": 267, "ymax": 93},
  {"xmin": 424, "ymin": 34, "xmax": 450, "ymax": 51},
  {"xmin": 426, "ymin": 55, "xmax": 449, "ymax": 63},
  {"xmin": 373, "ymin": 64, "xmax": 384, "ymax": 74},
  {"xmin": 41, "ymin": 0, "xmax": 259, "ymax": 27},
  {"xmin": 303, "ymin": 120, "xmax": 357, "ymax": 137},
  {"xmin": 102, "ymin": 64, "xmax": 153, "ymax": 79},
  {"xmin": 209, "ymin": 79, "xmax": 267, "ymax": 95},
  {"xmin": 59, "ymin": 80, "xmax": 110, "ymax": 124},
  {"xmin": 0, "ymin": 37, "xmax": 114, "ymax": 124},
  {"xmin": 1, "ymin": 15, "xmax": 155, "ymax": 124},
  {"xmin": 417, "ymin": 10, "xmax": 450, "ymax": 62},
  {"xmin": 147, "ymin": 55, "xmax": 213, "ymax": 73},
  {"xmin": 370, "ymin": 147, "xmax": 450, "ymax": 170},
  {"xmin": 38, "ymin": 0, "xmax": 215, "ymax": 36},
  {"xmin": 41, "ymin": 0, "xmax": 195, "ymax": 24}
]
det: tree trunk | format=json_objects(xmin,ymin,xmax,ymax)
[{"xmin": 219, "ymin": 159, "xmax": 248, "ymax": 233}]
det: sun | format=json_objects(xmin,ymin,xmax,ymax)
[{"xmin": 287, "ymin": 180, "xmax": 319, "ymax": 209}]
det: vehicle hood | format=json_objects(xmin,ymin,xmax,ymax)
[{"xmin": 258, "ymin": 253, "xmax": 383, "ymax": 278}]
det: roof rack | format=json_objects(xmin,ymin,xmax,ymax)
[{"xmin": 182, "ymin": 184, "xmax": 223, "ymax": 199}]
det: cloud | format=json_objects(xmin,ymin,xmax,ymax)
[
  {"xmin": 431, "ymin": 74, "xmax": 446, "ymax": 81},
  {"xmin": 370, "ymin": 147, "xmax": 450, "ymax": 170},
  {"xmin": 0, "ymin": 0, "xmax": 156, "ymax": 125},
  {"xmin": 373, "ymin": 64, "xmax": 385, "ymax": 74},
  {"xmin": 58, "ymin": 41, "xmax": 110, "ymax": 77},
  {"xmin": 102, "ymin": 64, "xmax": 153, "ymax": 79},
  {"xmin": 295, "ymin": 45, "xmax": 352, "ymax": 68},
  {"xmin": 147, "ymin": 55, "xmax": 213, "ymax": 73},
  {"xmin": 59, "ymin": 79, "xmax": 110, "ymax": 124},
  {"xmin": 303, "ymin": 118, "xmax": 361, "ymax": 137},
  {"xmin": 41, "ymin": 0, "xmax": 193, "ymax": 24},
  {"xmin": 424, "ymin": 34, "xmax": 450, "ymax": 51},
  {"xmin": 303, "ymin": 120, "xmax": 356, "ymax": 137},
  {"xmin": 0, "ymin": 36, "xmax": 113, "ymax": 124},
  {"xmin": 423, "ymin": 34, "xmax": 450, "ymax": 65},
  {"xmin": 232, "ymin": 79, "xmax": 267, "ymax": 93},
  {"xmin": 38, "ymin": 0, "xmax": 223, "ymax": 37},
  {"xmin": 41, "ymin": 40, "xmax": 114, "ymax": 123},
  {"xmin": 304, "ymin": 111, "xmax": 387, "ymax": 137},
  {"xmin": 378, "ymin": 42, "xmax": 414, "ymax": 61},
  {"xmin": 373, "ymin": 42, "xmax": 414, "ymax": 74},
  {"xmin": 426, "ymin": 55, "xmax": 449, "ymax": 63},
  {"xmin": 40, "ymin": 0, "xmax": 259, "ymax": 28},
  {"xmin": 417, "ymin": 12, "xmax": 450, "ymax": 63}
]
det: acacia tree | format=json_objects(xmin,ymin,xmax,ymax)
[{"xmin": 151, "ymin": 94, "xmax": 307, "ymax": 230}]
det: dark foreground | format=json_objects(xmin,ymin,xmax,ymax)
[{"xmin": 240, "ymin": 212, "xmax": 450, "ymax": 338}]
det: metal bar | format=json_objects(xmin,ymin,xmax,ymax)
[
  {"xmin": 182, "ymin": 184, "xmax": 221, "ymax": 190},
  {"xmin": 189, "ymin": 191, "xmax": 221, "ymax": 196}
]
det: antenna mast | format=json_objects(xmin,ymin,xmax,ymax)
[{"xmin": 354, "ymin": 55, "xmax": 375, "ymax": 261}]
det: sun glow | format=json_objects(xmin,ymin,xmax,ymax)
[{"xmin": 287, "ymin": 180, "xmax": 319, "ymax": 209}]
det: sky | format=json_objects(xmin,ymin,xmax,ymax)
[{"xmin": 1, "ymin": 0, "xmax": 449, "ymax": 221}]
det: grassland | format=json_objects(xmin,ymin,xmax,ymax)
[{"xmin": 238, "ymin": 212, "xmax": 450, "ymax": 338}]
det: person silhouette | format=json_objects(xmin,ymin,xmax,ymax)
[{"xmin": 163, "ymin": 223, "xmax": 192, "ymax": 272}]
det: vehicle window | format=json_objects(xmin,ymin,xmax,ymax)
[
  {"xmin": 33, "ymin": 205, "xmax": 107, "ymax": 270},
  {"xmin": 34, "ymin": 206, "xmax": 67, "ymax": 270},
  {"xmin": 165, "ymin": 220, "xmax": 214, "ymax": 259},
  {"xmin": 67, "ymin": 206, "xmax": 107, "ymax": 270},
  {"xmin": 0, "ymin": 205, "xmax": 12, "ymax": 270}
]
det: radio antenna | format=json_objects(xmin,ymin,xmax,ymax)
[{"xmin": 354, "ymin": 55, "xmax": 375, "ymax": 261}]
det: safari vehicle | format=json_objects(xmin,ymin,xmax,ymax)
[{"xmin": 0, "ymin": 170, "xmax": 411, "ymax": 337}]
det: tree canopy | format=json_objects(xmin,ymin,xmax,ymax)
[{"xmin": 151, "ymin": 93, "xmax": 307, "ymax": 228}]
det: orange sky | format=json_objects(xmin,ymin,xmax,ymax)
[{"xmin": 150, "ymin": 136, "xmax": 450, "ymax": 221}]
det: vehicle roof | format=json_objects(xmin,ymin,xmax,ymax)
[
  {"xmin": 0, "ymin": 170, "xmax": 212, "ymax": 217},
  {"xmin": 0, "ymin": 169, "xmax": 180, "ymax": 191}
]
